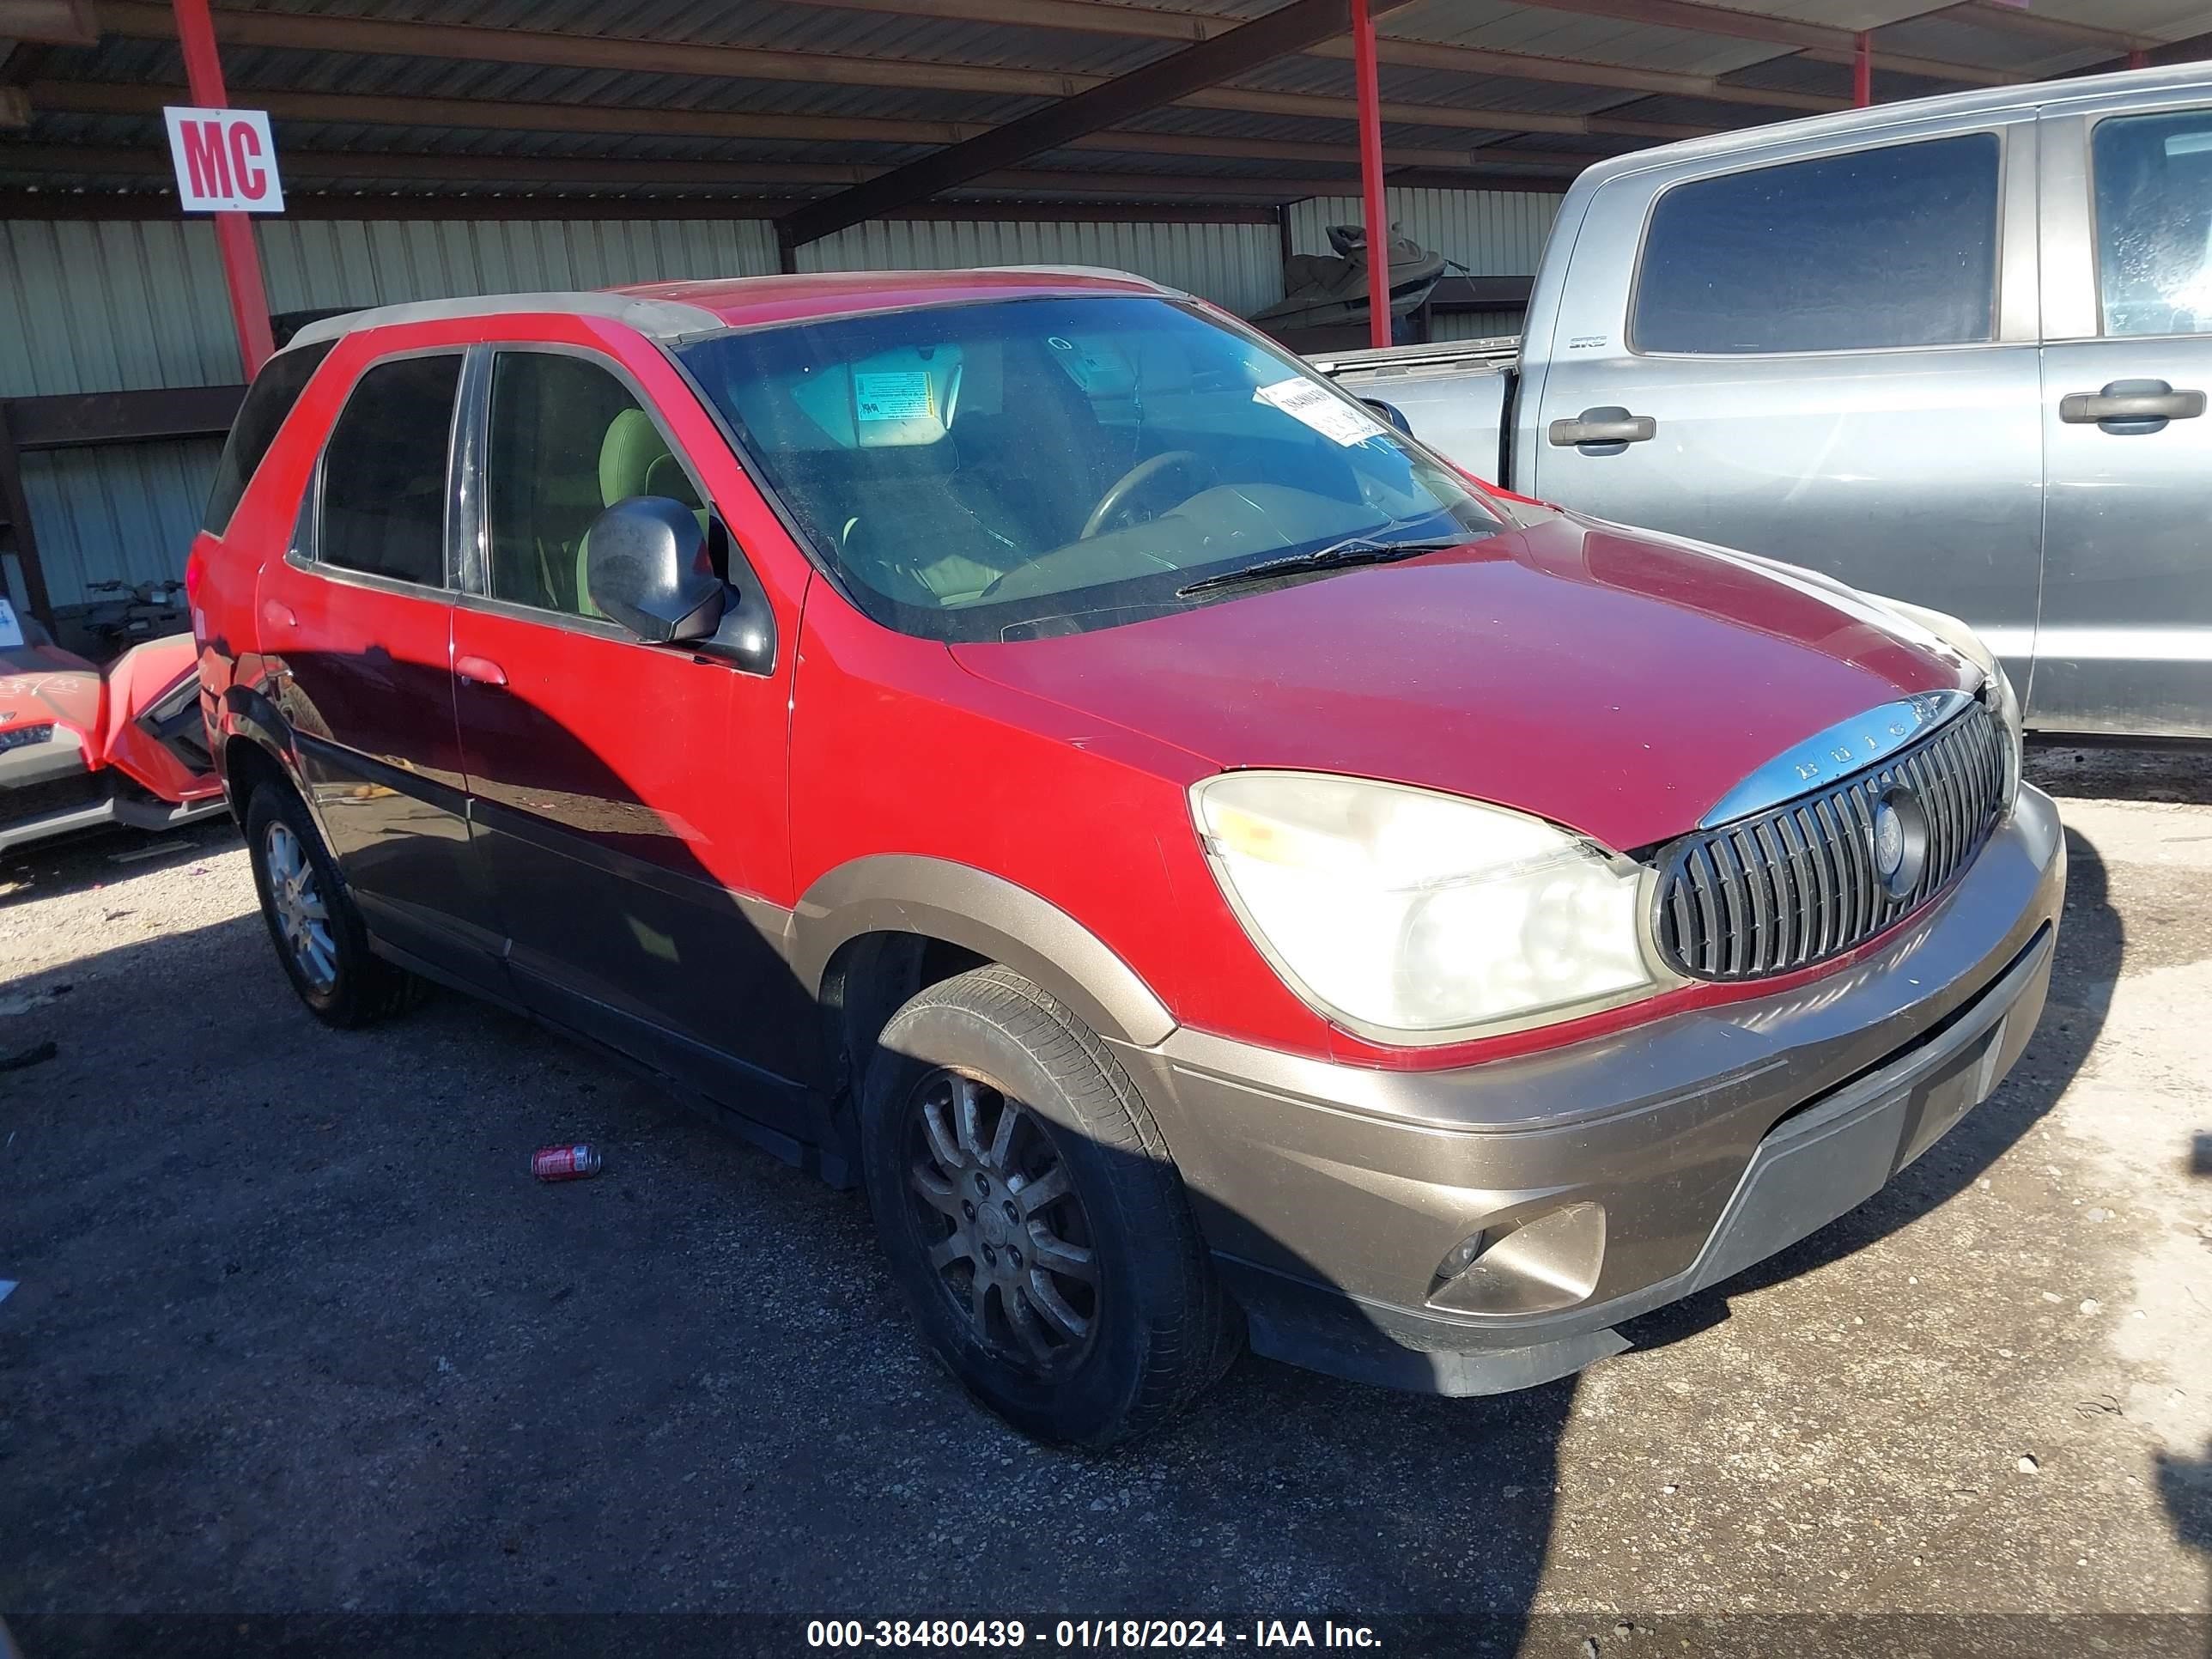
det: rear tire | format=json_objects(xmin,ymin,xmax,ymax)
[
  {"xmin": 244, "ymin": 783, "xmax": 424, "ymax": 1028},
  {"xmin": 860, "ymin": 964, "xmax": 1238, "ymax": 1448}
]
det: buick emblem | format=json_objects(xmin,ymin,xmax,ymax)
[
  {"xmin": 1873, "ymin": 798, "xmax": 1906, "ymax": 881},
  {"xmin": 1869, "ymin": 785, "xmax": 1926, "ymax": 896}
]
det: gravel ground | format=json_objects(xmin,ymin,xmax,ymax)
[{"xmin": 1, "ymin": 747, "xmax": 2208, "ymax": 1654}]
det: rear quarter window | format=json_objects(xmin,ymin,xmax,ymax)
[
  {"xmin": 1631, "ymin": 132, "xmax": 2002, "ymax": 356},
  {"xmin": 202, "ymin": 340, "xmax": 334, "ymax": 534}
]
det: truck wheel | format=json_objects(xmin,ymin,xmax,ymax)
[
  {"xmin": 860, "ymin": 964, "xmax": 1239, "ymax": 1448},
  {"xmin": 244, "ymin": 784, "xmax": 424, "ymax": 1028}
]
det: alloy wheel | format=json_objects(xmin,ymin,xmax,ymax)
[
  {"xmin": 263, "ymin": 820, "xmax": 337, "ymax": 994},
  {"xmin": 902, "ymin": 1068, "xmax": 1100, "ymax": 1374}
]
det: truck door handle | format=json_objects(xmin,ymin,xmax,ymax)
[
  {"xmin": 260, "ymin": 599, "xmax": 295, "ymax": 629},
  {"xmin": 1548, "ymin": 407, "xmax": 1657, "ymax": 450},
  {"xmin": 455, "ymin": 654, "xmax": 507, "ymax": 688},
  {"xmin": 2059, "ymin": 380, "xmax": 2206, "ymax": 430}
]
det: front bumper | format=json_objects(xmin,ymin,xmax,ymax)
[{"xmin": 1110, "ymin": 784, "xmax": 2066, "ymax": 1395}]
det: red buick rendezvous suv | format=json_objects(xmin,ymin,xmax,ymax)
[{"xmin": 191, "ymin": 269, "xmax": 2063, "ymax": 1445}]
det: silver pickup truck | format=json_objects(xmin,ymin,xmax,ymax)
[{"xmin": 1317, "ymin": 62, "xmax": 2212, "ymax": 740}]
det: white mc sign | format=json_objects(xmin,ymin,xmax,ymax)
[{"xmin": 163, "ymin": 106, "xmax": 286, "ymax": 214}]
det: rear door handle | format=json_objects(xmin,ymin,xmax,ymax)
[
  {"xmin": 260, "ymin": 599, "xmax": 295, "ymax": 629},
  {"xmin": 455, "ymin": 654, "xmax": 507, "ymax": 688},
  {"xmin": 2059, "ymin": 379, "xmax": 2206, "ymax": 429},
  {"xmin": 1548, "ymin": 406, "xmax": 1657, "ymax": 451}
]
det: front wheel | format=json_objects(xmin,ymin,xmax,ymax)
[
  {"xmin": 245, "ymin": 784, "xmax": 424, "ymax": 1028},
  {"xmin": 860, "ymin": 965, "xmax": 1237, "ymax": 1448}
]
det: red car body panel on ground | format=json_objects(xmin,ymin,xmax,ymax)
[{"xmin": 0, "ymin": 630, "xmax": 221, "ymax": 853}]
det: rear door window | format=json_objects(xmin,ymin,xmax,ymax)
[
  {"xmin": 1632, "ymin": 133, "xmax": 2002, "ymax": 355},
  {"xmin": 316, "ymin": 352, "xmax": 462, "ymax": 586},
  {"xmin": 2091, "ymin": 107, "xmax": 2212, "ymax": 337},
  {"xmin": 203, "ymin": 339, "xmax": 333, "ymax": 533}
]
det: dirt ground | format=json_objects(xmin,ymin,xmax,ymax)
[{"xmin": 1, "ymin": 743, "xmax": 2207, "ymax": 1655}]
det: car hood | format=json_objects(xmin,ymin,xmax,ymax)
[{"xmin": 950, "ymin": 512, "xmax": 1978, "ymax": 853}]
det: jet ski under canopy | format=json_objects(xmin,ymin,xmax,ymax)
[{"xmin": 1249, "ymin": 222, "xmax": 1449, "ymax": 332}]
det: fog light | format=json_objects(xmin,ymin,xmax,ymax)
[
  {"xmin": 1437, "ymin": 1232, "xmax": 1489, "ymax": 1278},
  {"xmin": 1427, "ymin": 1202, "xmax": 1607, "ymax": 1317}
]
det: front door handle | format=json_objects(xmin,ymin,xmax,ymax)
[
  {"xmin": 455, "ymin": 654, "xmax": 507, "ymax": 688},
  {"xmin": 260, "ymin": 599, "xmax": 295, "ymax": 630},
  {"xmin": 2059, "ymin": 379, "xmax": 2206, "ymax": 430},
  {"xmin": 1548, "ymin": 406, "xmax": 1657, "ymax": 452}
]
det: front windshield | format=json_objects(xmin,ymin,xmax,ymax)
[{"xmin": 676, "ymin": 294, "xmax": 1513, "ymax": 642}]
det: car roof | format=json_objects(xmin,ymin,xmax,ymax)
[
  {"xmin": 281, "ymin": 265, "xmax": 1179, "ymax": 355},
  {"xmin": 1577, "ymin": 59, "xmax": 2212, "ymax": 190}
]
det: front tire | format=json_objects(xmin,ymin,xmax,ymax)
[
  {"xmin": 860, "ymin": 965, "xmax": 1237, "ymax": 1448},
  {"xmin": 244, "ymin": 784, "xmax": 423, "ymax": 1028}
]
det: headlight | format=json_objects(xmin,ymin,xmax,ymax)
[
  {"xmin": 1190, "ymin": 771, "xmax": 1660, "ymax": 1042},
  {"xmin": 1876, "ymin": 598, "xmax": 2024, "ymax": 812}
]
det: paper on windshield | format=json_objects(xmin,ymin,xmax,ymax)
[
  {"xmin": 1253, "ymin": 377, "xmax": 1387, "ymax": 447},
  {"xmin": 0, "ymin": 599, "xmax": 23, "ymax": 650}
]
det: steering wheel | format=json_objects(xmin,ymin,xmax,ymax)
[{"xmin": 1080, "ymin": 450, "xmax": 1214, "ymax": 540}]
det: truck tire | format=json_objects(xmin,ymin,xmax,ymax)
[
  {"xmin": 860, "ymin": 964, "xmax": 1238, "ymax": 1448},
  {"xmin": 244, "ymin": 783, "xmax": 425, "ymax": 1028}
]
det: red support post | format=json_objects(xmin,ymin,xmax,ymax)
[
  {"xmin": 171, "ymin": 0, "xmax": 275, "ymax": 377},
  {"xmin": 1853, "ymin": 30, "xmax": 1871, "ymax": 108},
  {"xmin": 1351, "ymin": 0, "xmax": 1391, "ymax": 350}
]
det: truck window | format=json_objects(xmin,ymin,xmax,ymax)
[
  {"xmin": 1632, "ymin": 133, "xmax": 2001, "ymax": 356},
  {"xmin": 2092, "ymin": 108, "xmax": 2212, "ymax": 338}
]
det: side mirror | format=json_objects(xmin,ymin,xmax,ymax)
[
  {"xmin": 583, "ymin": 496, "xmax": 726, "ymax": 645},
  {"xmin": 1362, "ymin": 398, "xmax": 1413, "ymax": 437}
]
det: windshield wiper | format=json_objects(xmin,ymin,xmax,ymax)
[{"xmin": 1175, "ymin": 534, "xmax": 1468, "ymax": 599}]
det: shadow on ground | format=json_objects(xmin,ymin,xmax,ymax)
[{"xmin": 2028, "ymin": 740, "xmax": 2212, "ymax": 806}]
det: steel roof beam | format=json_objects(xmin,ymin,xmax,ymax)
[
  {"xmin": 0, "ymin": 1, "xmax": 97, "ymax": 46},
  {"xmin": 0, "ymin": 140, "xmax": 1574, "ymax": 198},
  {"xmin": 0, "ymin": 187, "xmax": 1288, "ymax": 222},
  {"xmin": 1950, "ymin": 1, "xmax": 2160, "ymax": 55},
  {"xmin": 775, "ymin": 0, "xmax": 2015, "ymax": 103},
  {"xmin": 88, "ymin": 2, "xmax": 1720, "ymax": 143},
  {"xmin": 1304, "ymin": 32, "xmax": 1844, "ymax": 106},
  {"xmin": 778, "ymin": 0, "xmax": 1431, "ymax": 248},
  {"xmin": 1481, "ymin": 0, "xmax": 2010, "ymax": 84},
  {"xmin": 28, "ymin": 79, "xmax": 1609, "ymax": 173},
  {"xmin": 95, "ymin": 1, "xmax": 1097, "ymax": 97}
]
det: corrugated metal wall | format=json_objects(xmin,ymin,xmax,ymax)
[
  {"xmin": 1, "ymin": 216, "xmax": 779, "ymax": 607},
  {"xmin": 4, "ymin": 191, "xmax": 1554, "ymax": 607},
  {"xmin": 794, "ymin": 217, "xmax": 1283, "ymax": 319}
]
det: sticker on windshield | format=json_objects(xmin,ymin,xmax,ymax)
[
  {"xmin": 0, "ymin": 599, "xmax": 22, "ymax": 650},
  {"xmin": 1254, "ymin": 377, "xmax": 1386, "ymax": 447},
  {"xmin": 854, "ymin": 370, "xmax": 934, "ymax": 423}
]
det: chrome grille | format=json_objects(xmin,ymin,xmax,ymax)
[{"xmin": 1654, "ymin": 700, "xmax": 2008, "ymax": 981}]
